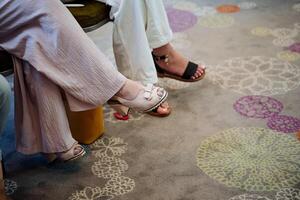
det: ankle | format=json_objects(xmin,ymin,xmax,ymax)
[{"xmin": 153, "ymin": 43, "xmax": 173, "ymax": 56}]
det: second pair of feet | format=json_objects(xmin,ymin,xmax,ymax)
[{"xmin": 152, "ymin": 44, "xmax": 206, "ymax": 116}]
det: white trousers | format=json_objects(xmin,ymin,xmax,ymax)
[{"xmin": 112, "ymin": 0, "xmax": 173, "ymax": 84}]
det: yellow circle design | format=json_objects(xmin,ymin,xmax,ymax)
[
  {"xmin": 199, "ymin": 14, "xmax": 235, "ymax": 28},
  {"xmin": 277, "ymin": 51, "xmax": 300, "ymax": 62},
  {"xmin": 251, "ymin": 27, "xmax": 272, "ymax": 37},
  {"xmin": 196, "ymin": 127, "xmax": 300, "ymax": 191}
]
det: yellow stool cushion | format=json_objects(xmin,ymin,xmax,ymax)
[{"xmin": 66, "ymin": 106, "xmax": 105, "ymax": 144}]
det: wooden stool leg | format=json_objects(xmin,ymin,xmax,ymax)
[
  {"xmin": 0, "ymin": 152, "xmax": 11, "ymax": 200},
  {"xmin": 0, "ymin": 151, "xmax": 5, "ymax": 198}
]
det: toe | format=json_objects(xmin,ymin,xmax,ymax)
[{"xmin": 156, "ymin": 101, "xmax": 171, "ymax": 115}]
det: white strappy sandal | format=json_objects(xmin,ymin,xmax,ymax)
[
  {"xmin": 108, "ymin": 84, "xmax": 168, "ymax": 116},
  {"xmin": 44, "ymin": 142, "xmax": 86, "ymax": 163}
]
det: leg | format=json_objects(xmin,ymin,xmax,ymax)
[
  {"xmin": 0, "ymin": 0, "xmax": 126, "ymax": 109},
  {"xmin": 145, "ymin": 1, "xmax": 205, "ymax": 81},
  {"xmin": 0, "ymin": 75, "xmax": 11, "ymax": 135},
  {"xmin": 14, "ymin": 59, "xmax": 77, "ymax": 154},
  {"xmin": 113, "ymin": 0, "xmax": 172, "ymax": 116},
  {"xmin": 113, "ymin": 0, "xmax": 172, "ymax": 85}
]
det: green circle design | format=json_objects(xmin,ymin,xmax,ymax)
[
  {"xmin": 199, "ymin": 14, "xmax": 235, "ymax": 28},
  {"xmin": 196, "ymin": 127, "xmax": 300, "ymax": 191}
]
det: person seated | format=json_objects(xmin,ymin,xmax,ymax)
[{"xmin": 0, "ymin": 0, "xmax": 168, "ymax": 162}]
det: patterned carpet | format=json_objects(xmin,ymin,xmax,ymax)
[{"xmin": 1, "ymin": 0, "xmax": 300, "ymax": 199}]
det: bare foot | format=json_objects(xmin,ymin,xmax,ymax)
[{"xmin": 152, "ymin": 43, "xmax": 205, "ymax": 80}]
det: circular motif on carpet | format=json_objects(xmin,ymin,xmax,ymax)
[
  {"xmin": 4, "ymin": 179, "xmax": 17, "ymax": 195},
  {"xmin": 199, "ymin": 14, "xmax": 235, "ymax": 28},
  {"xmin": 267, "ymin": 115, "xmax": 300, "ymax": 133},
  {"xmin": 228, "ymin": 194, "xmax": 272, "ymax": 200},
  {"xmin": 69, "ymin": 187, "xmax": 114, "ymax": 200},
  {"xmin": 173, "ymin": 1, "xmax": 200, "ymax": 13},
  {"xmin": 103, "ymin": 176, "xmax": 135, "ymax": 196},
  {"xmin": 104, "ymin": 104, "xmax": 145, "ymax": 123},
  {"xmin": 271, "ymin": 28, "xmax": 298, "ymax": 39},
  {"xmin": 216, "ymin": 5, "xmax": 240, "ymax": 13},
  {"xmin": 209, "ymin": 56, "xmax": 300, "ymax": 95},
  {"xmin": 288, "ymin": 42, "xmax": 300, "ymax": 53},
  {"xmin": 90, "ymin": 136, "xmax": 127, "ymax": 157},
  {"xmin": 194, "ymin": 6, "xmax": 217, "ymax": 17},
  {"xmin": 276, "ymin": 188, "xmax": 300, "ymax": 200},
  {"xmin": 92, "ymin": 156, "xmax": 129, "ymax": 179},
  {"xmin": 166, "ymin": 8, "xmax": 198, "ymax": 32},
  {"xmin": 277, "ymin": 51, "xmax": 300, "ymax": 62},
  {"xmin": 238, "ymin": 2, "xmax": 257, "ymax": 10},
  {"xmin": 196, "ymin": 127, "xmax": 300, "ymax": 191},
  {"xmin": 293, "ymin": 3, "xmax": 300, "ymax": 12},
  {"xmin": 251, "ymin": 27, "xmax": 272, "ymax": 37},
  {"xmin": 233, "ymin": 95, "xmax": 283, "ymax": 119},
  {"xmin": 272, "ymin": 38, "xmax": 295, "ymax": 47}
]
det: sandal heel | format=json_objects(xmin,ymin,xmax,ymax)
[{"xmin": 109, "ymin": 104, "xmax": 130, "ymax": 116}]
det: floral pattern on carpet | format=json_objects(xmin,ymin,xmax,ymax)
[
  {"xmin": 208, "ymin": 56, "xmax": 300, "ymax": 95},
  {"xmin": 229, "ymin": 194, "xmax": 272, "ymax": 200},
  {"xmin": 228, "ymin": 187, "xmax": 300, "ymax": 200},
  {"xmin": 234, "ymin": 95, "xmax": 300, "ymax": 133},
  {"xmin": 233, "ymin": 95, "xmax": 283, "ymax": 119},
  {"xmin": 69, "ymin": 136, "xmax": 135, "ymax": 200},
  {"xmin": 196, "ymin": 127, "xmax": 300, "ymax": 191}
]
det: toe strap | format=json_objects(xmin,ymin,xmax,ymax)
[
  {"xmin": 144, "ymin": 84, "xmax": 166, "ymax": 100},
  {"xmin": 144, "ymin": 84, "xmax": 154, "ymax": 100},
  {"xmin": 182, "ymin": 61, "xmax": 198, "ymax": 80}
]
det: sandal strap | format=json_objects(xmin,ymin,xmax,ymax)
[
  {"xmin": 182, "ymin": 61, "xmax": 198, "ymax": 80},
  {"xmin": 152, "ymin": 54, "xmax": 169, "ymax": 63},
  {"xmin": 144, "ymin": 84, "xmax": 154, "ymax": 100}
]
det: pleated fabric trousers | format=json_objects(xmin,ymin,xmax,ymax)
[
  {"xmin": 112, "ymin": 0, "xmax": 173, "ymax": 84},
  {"xmin": 0, "ymin": 0, "xmax": 126, "ymax": 154}
]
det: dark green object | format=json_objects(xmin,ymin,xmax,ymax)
[
  {"xmin": 0, "ymin": 51, "xmax": 13, "ymax": 76},
  {"xmin": 0, "ymin": 0, "xmax": 111, "ymax": 76},
  {"xmin": 67, "ymin": 0, "xmax": 111, "ymax": 32}
]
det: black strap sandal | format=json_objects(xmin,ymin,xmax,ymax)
[{"xmin": 152, "ymin": 53, "xmax": 205, "ymax": 82}]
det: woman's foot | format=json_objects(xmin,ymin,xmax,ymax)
[
  {"xmin": 44, "ymin": 142, "xmax": 86, "ymax": 163},
  {"xmin": 152, "ymin": 43, "xmax": 205, "ymax": 81},
  {"xmin": 110, "ymin": 79, "xmax": 168, "ymax": 113}
]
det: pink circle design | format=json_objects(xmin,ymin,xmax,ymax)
[
  {"xmin": 166, "ymin": 8, "xmax": 198, "ymax": 33},
  {"xmin": 233, "ymin": 95, "xmax": 284, "ymax": 119},
  {"xmin": 267, "ymin": 115, "xmax": 300, "ymax": 133},
  {"xmin": 287, "ymin": 42, "xmax": 300, "ymax": 53}
]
